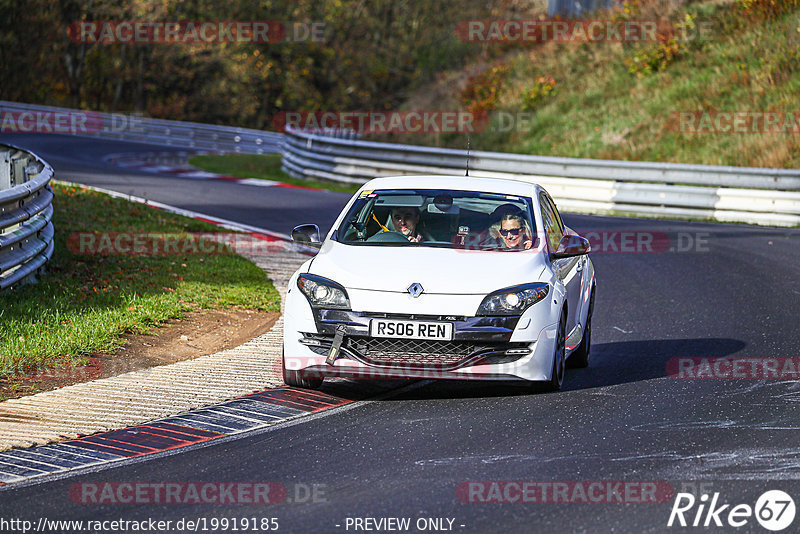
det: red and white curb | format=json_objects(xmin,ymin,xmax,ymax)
[
  {"xmin": 0, "ymin": 387, "xmax": 354, "ymax": 486},
  {"xmin": 105, "ymin": 151, "xmax": 319, "ymax": 191}
]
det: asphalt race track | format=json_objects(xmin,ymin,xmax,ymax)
[
  {"xmin": 1, "ymin": 133, "xmax": 350, "ymax": 236},
  {"xmin": 2, "ymin": 133, "xmax": 800, "ymax": 533}
]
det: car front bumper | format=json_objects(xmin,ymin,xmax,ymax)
[{"xmin": 283, "ymin": 300, "xmax": 560, "ymax": 383}]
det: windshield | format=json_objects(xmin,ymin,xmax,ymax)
[{"xmin": 335, "ymin": 189, "xmax": 536, "ymax": 251}]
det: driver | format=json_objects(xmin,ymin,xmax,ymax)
[{"xmin": 390, "ymin": 207, "xmax": 424, "ymax": 243}]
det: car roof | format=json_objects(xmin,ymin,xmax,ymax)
[{"xmin": 360, "ymin": 175, "xmax": 543, "ymax": 198}]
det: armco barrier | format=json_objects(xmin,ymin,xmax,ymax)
[
  {"xmin": 0, "ymin": 145, "xmax": 55, "ymax": 291},
  {"xmin": 2, "ymin": 101, "xmax": 797, "ymax": 226},
  {"xmin": 282, "ymin": 128, "xmax": 800, "ymax": 227},
  {"xmin": 0, "ymin": 101, "xmax": 283, "ymax": 154}
]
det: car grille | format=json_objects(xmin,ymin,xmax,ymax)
[
  {"xmin": 303, "ymin": 333, "xmax": 522, "ymax": 370},
  {"xmin": 348, "ymin": 337, "xmax": 497, "ymax": 368}
]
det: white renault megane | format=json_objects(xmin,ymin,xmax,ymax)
[{"xmin": 283, "ymin": 175, "xmax": 595, "ymax": 391}]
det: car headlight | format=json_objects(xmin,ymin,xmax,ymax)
[
  {"xmin": 476, "ymin": 283, "xmax": 549, "ymax": 316},
  {"xmin": 297, "ymin": 274, "xmax": 351, "ymax": 309}
]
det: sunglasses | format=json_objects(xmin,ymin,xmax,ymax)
[{"xmin": 499, "ymin": 228, "xmax": 522, "ymax": 237}]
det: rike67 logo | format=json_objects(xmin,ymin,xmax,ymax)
[{"xmin": 668, "ymin": 490, "xmax": 796, "ymax": 531}]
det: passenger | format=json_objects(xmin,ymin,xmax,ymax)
[
  {"xmin": 487, "ymin": 205, "xmax": 533, "ymax": 250},
  {"xmin": 390, "ymin": 207, "xmax": 425, "ymax": 243}
]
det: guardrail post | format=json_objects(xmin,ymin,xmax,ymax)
[
  {"xmin": 0, "ymin": 151, "xmax": 10, "ymax": 190},
  {"xmin": 11, "ymin": 157, "xmax": 29, "ymax": 186}
]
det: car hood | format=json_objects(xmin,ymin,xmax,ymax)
[{"xmin": 307, "ymin": 242, "xmax": 548, "ymax": 295}]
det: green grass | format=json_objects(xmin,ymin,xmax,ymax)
[
  {"xmin": 0, "ymin": 183, "xmax": 280, "ymax": 377},
  {"xmin": 189, "ymin": 153, "xmax": 361, "ymax": 194},
  {"xmin": 398, "ymin": 1, "xmax": 800, "ymax": 169}
]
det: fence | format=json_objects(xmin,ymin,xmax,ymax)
[
  {"xmin": 282, "ymin": 128, "xmax": 800, "ymax": 227},
  {"xmin": 0, "ymin": 145, "xmax": 55, "ymax": 291}
]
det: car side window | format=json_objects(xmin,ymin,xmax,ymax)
[
  {"xmin": 539, "ymin": 193, "xmax": 563, "ymax": 253},
  {"xmin": 545, "ymin": 195, "xmax": 565, "ymax": 235}
]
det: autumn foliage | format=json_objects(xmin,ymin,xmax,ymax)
[{"xmin": 0, "ymin": 0, "xmax": 493, "ymax": 129}]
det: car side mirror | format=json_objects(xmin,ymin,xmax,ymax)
[
  {"xmin": 551, "ymin": 234, "xmax": 590, "ymax": 259},
  {"xmin": 292, "ymin": 224, "xmax": 322, "ymax": 249}
]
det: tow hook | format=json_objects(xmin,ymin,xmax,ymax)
[{"xmin": 326, "ymin": 324, "xmax": 347, "ymax": 365}]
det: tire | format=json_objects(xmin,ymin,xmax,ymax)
[
  {"xmin": 567, "ymin": 286, "xmax": 595, "ymax": 369},
  {"xmin": 282, "ymin": 348, "xmax": 323, "ymax": 389},
  {"xmin": 543, "ymin": 313, "xmax": 566, "ymax": 392}
]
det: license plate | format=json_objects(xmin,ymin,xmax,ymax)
[{"xmin": 369, "ymin": 319, "xmax": 453, "ymax": 341}]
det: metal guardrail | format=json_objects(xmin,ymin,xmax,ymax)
[
  {"xmin": 0, "ymin": 101, "xmax": 284, "ymax": 154},
  {"xmin": 2, "ymin": 101, "xmax": 797, "ymax": 226},
  {"xmin": 0, "ymin": 145, "xmax": 55, "ymax": 291},
  {"xmin": 282, "ymin": 128, "xmax": 800, "ymax": 227}
]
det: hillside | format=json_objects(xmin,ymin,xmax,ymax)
[{"xmin": 390, "ymin": 0, "xmax": 800, "ymax": 169}]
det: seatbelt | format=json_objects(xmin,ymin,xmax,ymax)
[{"xmin": 371, "ymin": 213, "xmax": 389, "ymax": 232}]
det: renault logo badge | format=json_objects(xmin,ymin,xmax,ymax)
[{"xmin": 407, "ymin": 283, "xmax": 424, "ymax": 298}]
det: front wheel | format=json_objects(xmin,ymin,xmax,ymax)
[
  {"xmin": 543, "ymin": 314, "xmax": 566, "ymax": 392},
  {"xmin": 282, "ymin": 348, "xmax": 323, "ymax": 389},
  {"xmin": 567, "ymin": 286, "xmax": 595, "ymax": 369}
]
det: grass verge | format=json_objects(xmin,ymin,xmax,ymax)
[
  {"xmin": 0, "ymin": 183, "xmax": 280, "ymax": 384},
  {"xmin": 189, "ymin": 153, "xmax": 361, "ymax": 194}
]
